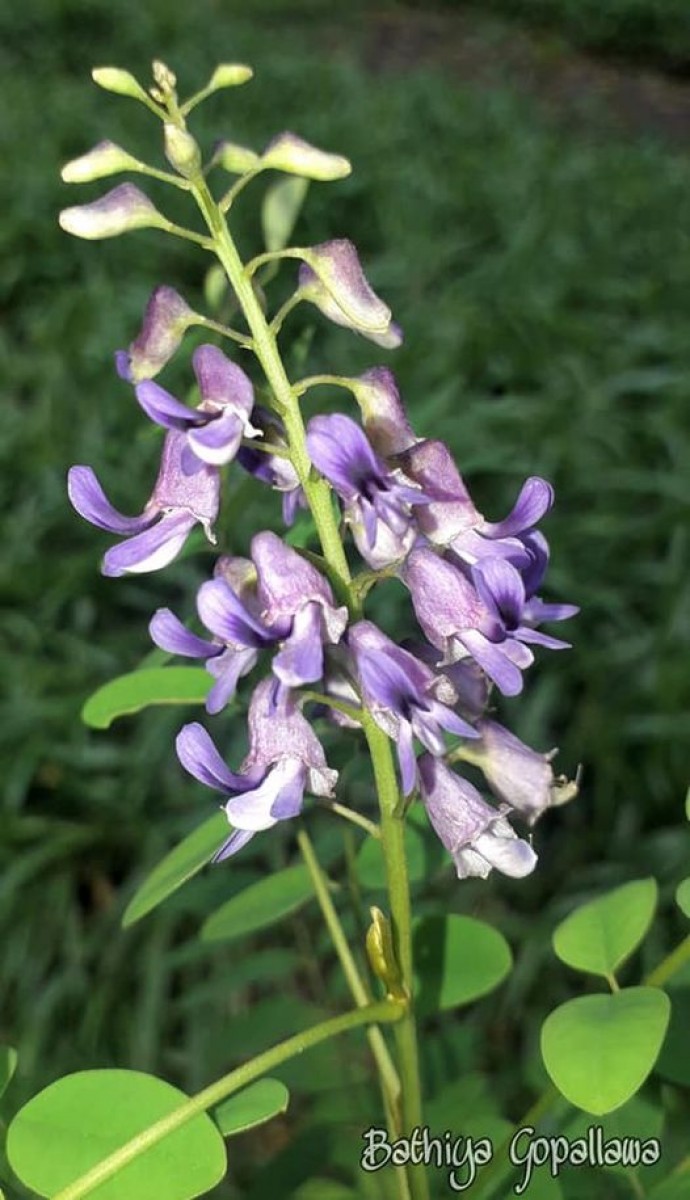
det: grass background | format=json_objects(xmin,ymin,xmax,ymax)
[{"xmin": 1, "ymin": 1, "xmax": 689, "ymax": 1196}]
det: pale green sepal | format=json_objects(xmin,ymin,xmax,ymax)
[
  {"xmin": 92, "ymin": 67, "xmax": 150, "ymax": 103},
  {"xmin": 61, "ymin": 140, "xmax": 142, "ymax": 183},
  {"xmin": 59, "ymin": 184, "xmax": 167, "ymax": 240},
  {"xmin": 261, "ymin": 132, "xmax": 351, "ymax": 182}
]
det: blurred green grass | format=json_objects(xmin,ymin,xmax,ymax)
[{"xmin": 1, "ymin": 0, "xmax": 689, "ymax": 1192}]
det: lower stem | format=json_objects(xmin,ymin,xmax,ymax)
[
  {"xmin": 54, "ymin": 1001, "xmax": 403, "ymax": 1200},
  {"xmin": 363, "ymin": 715, "xmax": 430, "ymax": 1200}
]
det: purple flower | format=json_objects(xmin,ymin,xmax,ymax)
[
  {"xmin": 115, "ymin": 285, "xmax": 198, "ymax": 383},
  {"xmin": 399, "ymin": 440, "xmax": 556, "ymax": 569},
  {"xmin": 469, "ymin": 719, "xmax": 579, "ymax": 825},
  {"xmin": 402, "ymin": 545, "xmax": 527, "ymax": 696},
  {"xmin": 132, "ymin": 344, "xmax": 258, "ymax": 467},
  {"xmin": 307, "ymin": 413, "xmax": 427, "ymax": 568},
  {"xmin": 150, "ymin": 557, "xmax": 263, "ymax": 714},
  {"xmin": 349, "ymin": 621, "xmax": 478, "ymax": 796},
  {"xmin": 418, "ymin": 755, "xmax": 537, "ymax": 880},
  {"xmin": 471, "ymin": 557, "xmax": 576, "ymax": 653},
  {"xmin": 351, "ymin": 367, "xmax": 417, "ymax": 457},
  {"xmin": 297, "ymin": 240, "xmax": 402, "ymax": 348},
  {"xmin": 150, "ymin": 532, "xmax": 348, "ymax": 710},
  {"xmin": 236, "ymin": 406, "xmax": 305, "ymax": 526},
  {"xmin": 68, "ymin": 429, "xmax": 220, "ymax": 577},
  {"xmin": 176, "ymin": 679, "xmax": 337, "ymax": 860}
]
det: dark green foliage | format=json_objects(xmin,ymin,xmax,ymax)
[{"xmin": 1, "ymin": 1, "xmax": 689, "ymax": 1196}]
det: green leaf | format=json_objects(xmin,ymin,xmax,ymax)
[
  {"xmin": 123, "ymin": 813, "xmax": 230, "ymax": 927},
  {"xmin": 552, "ymin": 878, "xmax": 658, "ymax": 978},
  {"xmin": 262, "ymin": 176, "xmax": 309, "ymax": 253},
  {"xmin": 413, "ymin": 915, "xmax": 512, "ymax": 1013},
  {"xmin": 0, "ymin": 1046, "xmax": 17, "ymax": 1101},
  {"xmin": 7, "ymin": 1069, "xmax": 226, "ymax": 1200},
  {"xmin": 202, "ymin": 864, "xmax": 314, "ymax": 943},
  {"xmin": 676, "ymin": 878, "xmax": 690, "ymax": 918},
  {"xmin": 212, "ymin": 1079, "xmax": 289, "ymax": 1137},
  {"xmin": 541, "ymin": 987, "xmax": 671, "ymax": 1114},
  {"xmin": 82, "ymin": 668, "xmax": 211, "ymax": 729}
]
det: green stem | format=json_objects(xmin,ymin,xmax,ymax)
[
  {"xmin": 645, "ymin": 932, "xmax": 690, "ymax": 987},
  {"xmin": 191, "ymin": 176, "xmax": 352, "ymax": 597},
  {"xmin": 362, "ymin": 713, "xmax": 430, "ymax": 1200},
  {"xmin": 53, "ymin": 1001, "xmax": 403, "ymax": 1200},
  {"xmin": 188, "ymin": 172, "xmax": 428, "ymax": 1200},
  {"xmin": 297, "ymin": 831, "xmax": 405, "ymax": 1139}
]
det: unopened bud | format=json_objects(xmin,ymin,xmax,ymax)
[
  {"xmin": 163, "ymin": 124, "xmax": 201, "ymax": 178},
  {"xmin": 61, "ymin": 140, "xmax": 141, "ymax": 184},
  {"xmin": 214, "ymin": 140, "xmax": 260, "ymax": 175},
  {"xmin": 208, "ymin": 63, "xmax": 253, "ymax": 90},
  {"xmin": 59, "ymin": 184, "xmax": 167, "ymax": 240},
  {"xmin": 365, "ymin": 907, "xmax": 407, "ymax": 1001},
  {"xmin": 122, "ymin": 285, "xmax": 198, "ymax": 382},
  {"xmin": 91, "ymin": 67, "xmax": 149, "ymax": 103},
  {"xmin": 261, "ymin": 132, "xmax": 351, "ymax": 182},
  {"xmin": 152, "ymin": 60, "xmax": 177, "ymax": 93}
]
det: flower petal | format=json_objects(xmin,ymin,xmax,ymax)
[
  {"xmin": 149, "ymin": 608, "xmax": 217, "ymax": 658},
  {"xmin": 272, "ymin": 601, "xmax": 325, "ymax": 688},
  {"xmin": 187, "ymin": 410, "xmax": 245, "ymax": 465},
  {"xmin": 224, "ymin": 759, "xmax": 306, "ymax": 830},
  {"xmin": 197, "ymin": 578, "xmax": 273, "ymax": 647},
  {"xmin": 67, "ymin": 465, "xmax": 155, "ymax": 535},
  {"xmin": 102, "ymin": 511, "xmax": 195, "ymax": 577},
  {"xmin": 176, "ymin": 722, "xmax": 247, "ymax": 792},
  {"xmin": 206, "ymin": 646, "xmax": 258, "ymax": 714},
  {"xmin": 193, "ymin": 344, "xmax": 254, "ymax": 416},
  {"xmin": 212, "ymin": 827, "xmax": 255, "ymax": 863},
  {"xmin": 135, "ymin": 380, "xmax": 200, "ymax": 430},
  {"xmin": 483, "ymin": 477, "xmax": 554, "ymax": 539},
  {"xmin": 460, "ymin": 630, "xmax": 524, "ymax": 696}
]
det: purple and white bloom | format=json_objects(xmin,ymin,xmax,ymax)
[
  {"xmin": 115, "ymin": 285, "xmax": 198, "ymax": 383},
  {"xmin": 68, "ymin": 429, "xmax": 219, "ymax": 577},
  {"xmin": 399, "ymin": 440, "xmax": 553, "ymax": 567},
  {"xmin": 132, "ymin": 344, "xmax": 259, "ymax": 468},
  {"xmin": 471, "ymin": 557, "xmax": 576, "ymax": 653},
  {"xmin": 349, "ymin": 621, "xmax": 479, "ymax": 796},
  {"xmin": 176, "ymin": 679, "xmax": 338, "ymax": 860},
  {"xmin": 59, "ymin": 183, "xmax": 168, "ymax": 240},
  {"xmin": 151, "ymin": 532, "xmax": 348, "ymax": 709},
  {"xmin": 150, "ymin": 557, "xmax": 263, "ymax": 714},
  {"xmin": 251, "ymin": 531, "xmax": 348, "ymax": 689},
  {"xmin": 402, "ymin": 546, "xmax": 528, "ymax": 696},
  {"xmin": 297, "ymin": 239, "xmax": 402, "ymax": 348},
  {"xmin": 469, "ymin": 719, "xmax": 578, "ymax": 825},
  {"xmin": 418, "ymin": 755, "xmax": 538, "ymax": 880},
  {"xmin": 351, "ymin": 367, "xmax": 417, "ymax": 457},
  {"xmin": 406, "ymin": 641, "xmax": 491, "ymax": 720},
  {"xmin": 307, "ymin": 413, "xmax": 427, "ymax": 568},
  {"xmin": 236, "ymin": 406, "xmax": 305, "ymax": 526}
]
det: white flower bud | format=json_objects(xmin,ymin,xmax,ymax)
[
  {"xmin": 163, "ymin": 124, "xmax": 201, "ymax": 178},
  {"xmin": 58, "ymin": 184, "xmax": 167, "ymax": 240},
  {"xmin": 214, "ymin": 140, "xmax": 261, "ymax": 175},
  {"xmin": 261, "ymin": 132, "xmax": 351, "ymax": 182},
  {"xmin": 61, "ymin": 141, "xmax": 141, "ymax": 184},
  {"xmin": 208, "ymin": 64, "xmax": 253, "ymax": 89},
  {"xmin": 91, "ymin": 67, "xmax": 150, "ymax": 103}
]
